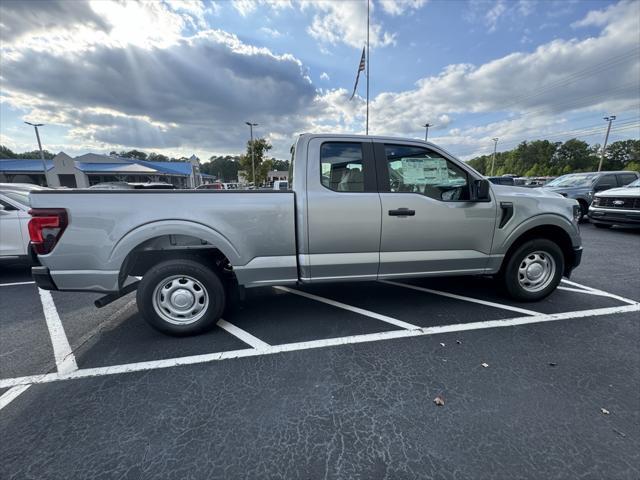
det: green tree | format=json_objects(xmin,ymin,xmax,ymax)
[
  {"xmin": 238, "ymin": 138, "xmax": 272, "ymax": 185},
  {"xmin": 603, "ymin": 139, "xmax": 640, "ymax": 170},
  {"xmin": 0, "ymin": 145, "xmax": 17, "ymax": 158},
  {"xmin": 202, "ymin": 155, "xmax": 241, "ymax": 182},
  {"xmin": 118, "ymin": 149, "xmax": 148, "ymax": 160},
  {"xmin": 147, "ymin": 153, "xmax": 170, "ymax": 162}
]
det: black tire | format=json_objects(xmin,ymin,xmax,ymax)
[
  {"xmin": 136, "ymin": 259, "xmax": 225, "ymax": 336},
  {"xmin": 593, "ymin": 223, "xmax": 612, "ymax": 229},
  {"xmin": 502, "ymin": 239, "xmax": 564, "ymax": 302},
  {"xmin": 578, "ymin": 200, "xmax": 588, "ymax": 222}
]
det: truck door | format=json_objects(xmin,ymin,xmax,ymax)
[
  {"xmin": 304, "ymin": 138, "xmax": 381, "ymax": 281},
  {"xmin": 374, "ymin": 142, "xmax": 497, "ymax": 277}
]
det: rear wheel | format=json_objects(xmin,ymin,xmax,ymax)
[
  {"xmin": 502, "ymin": 239, "xmax": 564, "ymax": 301},
  {"xmin": 137, "ymin": 259, "xmax": 225, "ymax": 336}
]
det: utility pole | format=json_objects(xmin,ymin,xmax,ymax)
[
  {"xmin": 245, "ymin": 121, "xmax": 258, "ymax": 187},
  {"xmin": 422, "ymin": 123, "xmax": 432, "ymax": 142},
  {"xmin": 598, "ymin": 115, "xmax": 616, "ymax": 172},
  {"xmin": 491, "ymin": 137, "xmax": 499, "ymax": 176},
  {"xmin": 24, "ymin": 121, "xmax": 48, "ymax": 186}
]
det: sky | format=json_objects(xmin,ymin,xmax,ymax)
[{"xmin": 0, "ymin": 0, "xmax": 638, "ymax": 161}]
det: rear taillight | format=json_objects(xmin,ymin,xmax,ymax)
[{"xmin": 28, "ymin": 208, "xmax": 68, "ymax": 255}]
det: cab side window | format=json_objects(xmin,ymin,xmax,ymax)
[
  {"xmin": 617, "ymin": 173, "xmax": 637, "ymax": 186},
  {"xmin": 320, "ymin": 142, "xmax": 365, "ymax": 192},
  {"xmin": 384, "ymin": 145, "xmax": 470, "ymax": 201},
  {"xmin": 595, "ymin": 174, "xmax": 616, "ymax": 190}
]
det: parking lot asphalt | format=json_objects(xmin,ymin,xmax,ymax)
[{"xmin": 1, "ymin": 223, "xmax": 639, "ymax": 479}]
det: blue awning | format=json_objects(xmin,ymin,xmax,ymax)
[{"xmin": 0, "ymin": 159, "xmax": 54, "ymax": 172}]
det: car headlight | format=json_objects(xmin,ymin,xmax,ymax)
[
  {"xmin": 592, "ymin": 197, "xmax": 600, "ymax": 207},
  {"xmin": 573, "ymin": 204, "xmax": 582, "ymax": 223}
]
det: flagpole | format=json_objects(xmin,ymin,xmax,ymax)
[{"xmin": 366, "ymin": 0, "xmax": 370, "ymax": 135}]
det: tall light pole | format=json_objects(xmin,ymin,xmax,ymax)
[
  {"xmin": 24, "ymin": 121, "xmax": 48, "ymax": 186},
  {"xmin": 598, "ymin": 115, "xmax": 616, "ymax": 172},
  {"xmin": 491, "ymin": 137, "xmax": 499, "ymax": 176},
  {"xmin": 422, "ymin": 123, "xmax": 432, "ymax": 142},
  {"xmin": 245, "ymin": 122, "xmax": 258, "ymax": 187}
]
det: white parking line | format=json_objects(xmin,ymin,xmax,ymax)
[
  {"xmin": 380, "ymin": 280, "xmax": 541, "ymax": 316},
  {"xmin": 0, "ymin": 385, "xmax": 31, "ymax": 410},
  {"xmin": 274, "ymin": 286, "xmax": 420, "ymax": 330},
  {"xmin": 1, "ymin": 302, "xmax": 638, "ymax": 391},
  {"xmin": 0, "ymin": 281, "xmax": 35, "ymax": 287},
  {"xmin": 38, "ymin": 289, "xmax": 77, "ymax": 374},
  {"xmin": 217, "ymin": 319, "xmax": 270, "ymax": 350},
  {"xmin": 561, "ymin": 279, "xmax": 639, "ymax": 305}
]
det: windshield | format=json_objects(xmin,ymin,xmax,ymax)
[
  {"xmin": 545, "ymin": 174, "xmax": 596, "ymax": 187},
  {"xmin": 2, "ymin": 190, "xmax": 30, "ymax": 207}
]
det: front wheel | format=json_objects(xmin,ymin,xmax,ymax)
[
  {"xmin": 502, "ymin": 239, "xmax": 564, "ymax": 301},
  {"xmin": 137, "ymin": 259, "xmax": 225, "ymax": 336}
]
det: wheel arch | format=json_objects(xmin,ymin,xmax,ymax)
[
  {"xmin": 501, "ymin": 222, "xmax": 575, "ymax": 276},
  {"xmin": 109, "ymin": 221, "xmax": 241, "ymax": 288}
]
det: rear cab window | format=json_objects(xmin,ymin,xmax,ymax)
[{"xmin": 320, "ymin": 142, "xmax": 366, "ymax": 192}]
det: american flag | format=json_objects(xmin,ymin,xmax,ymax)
[{"xmin": 349, "ymin": 47, "xmax": 366, "ymax": 100}]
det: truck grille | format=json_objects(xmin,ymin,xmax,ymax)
[{"xmin": 596, "ymin": 197, "xmax": 640, "ymax": 209}]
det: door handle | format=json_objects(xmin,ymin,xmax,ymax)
[{"xmin": 388, "ymin": 208, "xmax": 415, "ymax": 216}]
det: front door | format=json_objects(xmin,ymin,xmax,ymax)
[
  {"xmin": 304, "ymin": 138, "xmax": 382, "ymax": 281},
  {"xmin": 375, "ymin": 142, "xmax": 497, "ymax": 277}
]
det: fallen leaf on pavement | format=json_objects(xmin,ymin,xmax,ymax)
[
  {"xmin": 600, "ymin": 408, "xmax": 610, "ymax": 415},
  {"xmin": 434, "ymin": 396, "xmax": 445, "ymax": 406},
  {"xmin": 440, "ymin": 342, "xmax": 446, "ymax": 347},
  {"xmin": 456, "ymin": 340, "xmax": 462, "ymax": 345},
  {"xmin": 481, "ymin": 362, "xmax": 489, "ymax": 368},
  {"xmin": 548, "ymin": 362, "xmax": 557, "ymax": 367}
]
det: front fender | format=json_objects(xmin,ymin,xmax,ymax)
[{"xmin": 496, "ymin": 213, "xmax": 580, "ymax": 254}]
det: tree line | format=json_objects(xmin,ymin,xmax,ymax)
[
  {"xmin": 467, "ymin": 139, "xmax": 640, "ymax": 177},
  {"xmin": 1, "ymin": 142, "xmax": 291, "ymax": 184}
]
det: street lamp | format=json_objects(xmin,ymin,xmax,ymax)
[
  {"xmin": 245, "ymin": 122, "xmax": 258, "ymax": 187},
  {"xmin": 422, "ymin": 123, "xmax": 432, "ymax": 142},
  {"xmin": 491, "ymin": 137, "xmax": 499, "ymax": 176},
  {"xmin": 24, "ymin": 121, "xmax": 48, "ymax": 186},
  {"xmin": 598, "ymin": 115, "xmax": 616, "ymax": 172}
]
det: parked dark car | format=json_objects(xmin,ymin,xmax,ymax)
[
  {"xmin": 487, "ymin": 176, "xmax": 515, "ymax": 186},
  {"xmin": 541, "ymin": 171, "xmax": 640, "ymax": 220},
  {"xmin": 588, "ymin": 178, "xmax": 640, "ymax": 228}
]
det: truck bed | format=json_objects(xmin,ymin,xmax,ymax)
[{"xmin": 29, "ymin": 190, "xmax": 297, "ymax": 292}]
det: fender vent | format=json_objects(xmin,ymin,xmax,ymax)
[{"xmin": 499, "ymin": 202, "xmax": 514, "ymax": 229}]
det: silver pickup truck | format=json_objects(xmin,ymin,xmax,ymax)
[{"xmin": 29, "ymin": 134, "xmax": 583, "ymax": 335}]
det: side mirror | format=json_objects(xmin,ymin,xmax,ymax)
[{"xmin": 473, "ymin": 179, "xmax": 491, "ymax": 201}]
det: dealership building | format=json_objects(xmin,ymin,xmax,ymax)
[{"xmin": 0, "ymin": 152, "xmax": 205, "ymax": 188}]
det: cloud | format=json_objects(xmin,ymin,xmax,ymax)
[
  {"xmin": 368, "ymin": 0, "xmax": 639, "ymax": 153},
  {"xmin": 320, "ymin": 72, "xmax": 330, "ymax": 81},
  {"xmin": 485, "ymin": 0, "xmax": 507, "ymax": 33},
  {"xmin": 379, "ymin": 0, "xmax": 428, "ymax": 16},
  {"xmin": 304, "ymin": 1, "xmax": 395, "ymax": 48},
  {"xmin": 260, "ymin": 27, "xmax": 282, "ymax": 38}
]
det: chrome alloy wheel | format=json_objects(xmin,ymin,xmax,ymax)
[
  {"xmin": 518, "ymin": 251, "xmax": 556, "ymax": 293},
  {"xmin": 152, "ymin": 275, "xmax": 209, "ymax": 325}
]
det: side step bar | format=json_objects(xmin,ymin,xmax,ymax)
[{"xmin": 94, "ymin": 281, "xmax": 140, "ymax": 308}]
